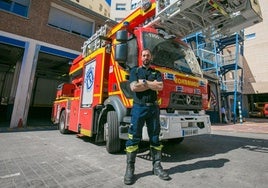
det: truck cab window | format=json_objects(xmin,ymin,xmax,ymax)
[{"xmin": 126, "ymin": 38, "xmax": 138, "ymax": 70}]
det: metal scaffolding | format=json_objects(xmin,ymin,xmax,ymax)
[{"xmin": 184, "ymin": 31, "xmax": 244, "ymax": 124}]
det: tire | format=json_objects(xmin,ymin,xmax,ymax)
[
  {"xmin": 105, "ymin": 111, "xmax": 121, "ymax": 153},
  {"xmin": 59, "ymin": 110, "xmax": 68, "ymax": 134}
]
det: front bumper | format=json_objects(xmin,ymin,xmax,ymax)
[{"xmin": 142, "ymin": 112, "xmax": 211, "ymax": 141}]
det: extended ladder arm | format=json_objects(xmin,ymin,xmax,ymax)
[
  {"xmin": 107, "ymin": 0, "xmax": 157, "ymax": 38},
  {"xmin": 146, "ymin": 0, "xmax": 263, "ymax": 38},
  {"xmin": 81, "ymin": 0, "xmax": 263, "ymax": 57}
]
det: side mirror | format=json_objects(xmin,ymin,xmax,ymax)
[
  {"xmin": 116, "ymin": 30, "xmax": 128, "ymax": 42},
  {"xmin": 115, "ymin": 43, "xmax": 127, "ymax": 63}
]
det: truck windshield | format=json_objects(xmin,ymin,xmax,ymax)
[{"xmin": 143, "ymin": 32, "xmax": 202, "ymax": 76}]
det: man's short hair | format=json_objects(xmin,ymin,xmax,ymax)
[{"xmin": 142, "ymin": 48, "xmax": 152, "ymax": 54}]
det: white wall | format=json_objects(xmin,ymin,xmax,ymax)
[
  {"xmin": 32, "ymin": 78, "xmax": 63, "ymax": 107},
  {"xmin": 70, "ymin": 0, "xmax": 110, "ymax": 17},
  {"xmin": 244, "ymin": 0, "xmax": 268, "ymax": 93},
  {"xmin": 110, "ymin": 0, "xmax": 133, "ymax": 22}
]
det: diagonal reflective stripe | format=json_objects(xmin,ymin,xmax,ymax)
[
  {"xmin": 128, "ymin": 133, "xmax": 133, "ymax": 139},
  {"xmin": 126, "ymin": 145, "xmax": 139, "ymax": 153},
  {"xmin": 150, "ymin": 144, "xmax": 163, "ymax": 151}
]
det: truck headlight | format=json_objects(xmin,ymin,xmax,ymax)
[{"xmin": 160, "ymin": 117, "xmax": 168, "ymax": 129}]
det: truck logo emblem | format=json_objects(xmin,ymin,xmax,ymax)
[
  {"xmin": 186, "ymin": 95, "xmax": 191, "ymax": 105},
  {"xmin": 85, "ymin": 67, "xmax": 94, "ymax": 91}
]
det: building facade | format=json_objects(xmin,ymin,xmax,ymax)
[
  {"xmin": 244, "ymin": 0, "xmax": 268, "ymax": 94},
  {"xmin": 70, "ymin": 0, "xmax": 110, "ymax": 17},
  {"xmin": 0, "ymin": 0, "xmax": 109, "ymax": 127},
  {"xmin": 110, "ymin": 0, "xmax": 135, "ymax": 22},
  {"xmin": 242, "ymin": 0, "xmax": 268, "ymax": 114}
]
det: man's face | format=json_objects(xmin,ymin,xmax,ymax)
[{"xmin": 141, "ymin": 50, "xmax": 152, "ymax": 67}]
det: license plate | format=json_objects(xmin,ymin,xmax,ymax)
[{"xmin": 182, "ymin": 128, "xmax": 198, "ymax": 136}]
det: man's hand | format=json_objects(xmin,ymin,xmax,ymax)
[
  {"xmin": 146, "ymin": 80, "xmax": 163, "ymax": 91},
  {"xmin": 130, "ymin": 80, "xmax": 148, "ymax": 92},
  {"xmin": 130, "ymin": 79, "xmax": 163, "ymax": 92}
]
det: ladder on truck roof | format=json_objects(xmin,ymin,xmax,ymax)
[
  {"xmin": 82, "ymin": 25, "xmax": 109, "ymax": 57},
  {"xmin": 146, "ymin": 0, "xmax": 263, "ymax": 38}
]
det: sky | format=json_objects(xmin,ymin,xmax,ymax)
[{"xmin": 106, "ymin": 0, "xmax": 111, "ymax": 6}]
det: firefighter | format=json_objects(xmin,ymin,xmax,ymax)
[{"xmin": 124, "ymin": 48, "xmax": 171, "ymax": 185}]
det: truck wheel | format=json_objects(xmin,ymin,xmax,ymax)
[
  {"xmin": 59, "ymin": 110, "xmax": 68, "ymax": 134},
  {"xmin": 105, "ymin": 111, "xmax": 121, "ymax": 153}
]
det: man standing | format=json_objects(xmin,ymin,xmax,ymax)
[
  {"xmin": 221, "ymin": 106, "xmax": 227, "ymax": 123},
  {"xmin": 124, "ymin": 49, "xmax": 170, "ymax": 185}
]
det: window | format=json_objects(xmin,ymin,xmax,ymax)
[
  {"xmin": 142, "ymin": 32, "xmax": 202, "ymax": 76},
  {"xmin": 245, "ymin": 33, "xmax": 256, "ymax": 40},
  {"xmin": 99, "ymin": 4, "xmax": 103, "ymax": 12},
  {"xmin": 0, "ymin": 0, "xmax": 30, "ymax": 17},
  {"xmin": 116, "ymin": 3, "xmax": 126, "ymax": 10},
  {"xmin": 48, "ymin": 7, "xmax": 94, "ymax": 38},
  {"xmin": 131, "ymin": 2, "xmax": 140, "ymax": 10},
  {"xmin": 127, "ymin": 38, "xmax": 138, "ymax": 69},
  {"xmin": 104, "ymin": 9, "xmax": 107, "ymax": 16}
]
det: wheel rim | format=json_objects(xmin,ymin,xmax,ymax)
[
  {"xmin": 59, "ymin": 120, "xmax": 64, "ymax": 130},
  {"xmin": 104, "ymin": 123, "xmax": 108, "ymax": 141},
  {"xmin": 59, "ymin": 112, "xmax": 65, "ymax": 131}
]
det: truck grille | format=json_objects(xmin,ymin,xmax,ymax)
[{"xmin": 169, "ymin": 92, "xmax": 202, "ymax": 110}]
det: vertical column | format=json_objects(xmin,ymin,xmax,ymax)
[
  {"xmin": 237, "ymin": 101, "xmax": 243, "ymax": 124},
  {"xmin": 10, "ymin": 41, "xmax": 40, "ymax": 128},
  {"xmin": 227, "ymin": 96, "xmax": 231, "ymax": 123},
  {"xmin": 6, "ymin": 60, "xmax": 22, "ymax": 121},
  {"xmin": 233, "ymin": 33, "xmax": 239, "ymax": 124}
]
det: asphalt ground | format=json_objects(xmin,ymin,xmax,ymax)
[
  {"xmin": 211, "ymin": 118, "xmax": 268, "ymax": 134},
  {"xmin": 0, "ymin": 118, "xmax": 267, "ymax": 188}
]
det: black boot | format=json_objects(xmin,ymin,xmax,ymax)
[
  {"xmin": 151, "ymin": 147, "xmax": 171, "ymax": 180},
  {"xmin": 124, "ymin": 151, "xmax": 137, "ymax": 185}
]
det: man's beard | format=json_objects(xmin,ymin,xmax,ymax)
[{"xmin": 143, "ymin": 60, "xmax": 151, "ymax": 66}]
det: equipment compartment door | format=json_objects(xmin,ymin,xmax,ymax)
[
  {"xmin": 79, "ymin": 49, "xmax": 109, "ymax": 135},
  {"xmin": 81, "ymin": 60, "xmax": 96, "ymax": 107}
]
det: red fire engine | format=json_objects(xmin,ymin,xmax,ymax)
[{"xmin": 51, "ymin": 0, "xmax": 263, "ymax": 153}]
